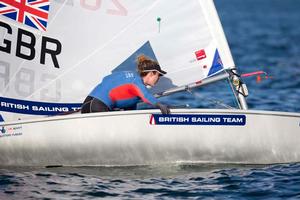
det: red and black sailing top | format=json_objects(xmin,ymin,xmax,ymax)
[{"xmin": 89, "ymin": 71, "xmax": 158, "ymax": 109}]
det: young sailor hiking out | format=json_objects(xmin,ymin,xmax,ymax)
[{"xmin": 81, "ymin": 55, "xmax": 170, "ymax": 114}]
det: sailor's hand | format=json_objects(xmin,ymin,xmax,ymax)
[{"xmin": 155, "ymin": 103, "xmax": 171, "ymax": 114}]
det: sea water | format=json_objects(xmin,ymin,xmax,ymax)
[{"xmin": 1, "ymin": 0, "xmax": 300, "ymax": 199}]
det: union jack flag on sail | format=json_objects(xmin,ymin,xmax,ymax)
[{"xmin": 0, "ymin": 0, "xmax": 50, "ymax": 31}]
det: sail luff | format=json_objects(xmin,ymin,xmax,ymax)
[{"xmin": 199, "ymin": 0, "xmax": 235, "ymax": 69}]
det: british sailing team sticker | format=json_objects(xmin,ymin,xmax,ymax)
[{"xmin": 150, "ymin": 114, "xmax": 246, "ymax": 126}]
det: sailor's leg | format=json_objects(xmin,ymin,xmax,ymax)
[
  {"xmin": 90, "ymin": 98, "xmax": 110, "ymax": 112},
  {"xmin": 81, "ymin": 96, "xmax": 93, "ymax": 113}
]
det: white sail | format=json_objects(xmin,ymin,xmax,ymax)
[{"xmin": 0, "ymin": 0, "xmax": 234, "ymax": 121}]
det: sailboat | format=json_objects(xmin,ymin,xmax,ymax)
[{"xmin": 0, "ymin": 0, "xmax": 299, "ymax": 166}]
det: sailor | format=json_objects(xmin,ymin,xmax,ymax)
[{"xmin": 81, "ymin": 55, "xmax": 170, "ymax": 114}]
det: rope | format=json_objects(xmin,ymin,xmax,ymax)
[{"xmin": 186, "ymin": 89, "xmax": 236, "ymax": 109}]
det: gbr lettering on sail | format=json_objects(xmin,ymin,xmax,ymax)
[
  {"xmin": 0, "ymin": 21, "xmax": 61, "ymax": 69},
  {"xmin": 0, "ymin": 0, "xmax": 129, "ymax": 69}
]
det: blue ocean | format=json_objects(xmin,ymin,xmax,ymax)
[{"xmin": 1, "ymin": 0, "xmax": 300, "ymax": 199}]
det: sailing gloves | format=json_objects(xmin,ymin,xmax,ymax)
[{"xmin": 155, "ymin": 103, "xmax": 171, "ymax": 114}]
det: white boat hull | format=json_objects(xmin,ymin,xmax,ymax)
[{"xmin": 0, "ymin": 109, "xmax": 300, "ymax": 166}]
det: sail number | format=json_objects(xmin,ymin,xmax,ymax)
[
  {"xmin": 0, "ymin": 21, "xmax": 62, "ymax": 69},
  {"xmin": 54, "ymin": 0, "xmax": 128, "ymax": 16},
  {"xmin": 0, "ymin": 61, "xmax": 61, "ymax": 101}
]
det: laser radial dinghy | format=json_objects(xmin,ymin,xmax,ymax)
[{"xmin": 0, "ymin": 0, "xmax": 299, "ymax": 166}]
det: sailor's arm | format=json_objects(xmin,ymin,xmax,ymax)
[{"xmin": 131, "ymin": 84, "xmax": 170, "ymax": 114}]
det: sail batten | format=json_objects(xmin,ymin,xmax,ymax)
[{"xmin": 0, "ymin": 0, "xmax": 235, "ymax": 121}]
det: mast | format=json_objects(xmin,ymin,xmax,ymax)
[{"xmin": 229, "ymin": 68, "xmax": 249, "ymax": 110}]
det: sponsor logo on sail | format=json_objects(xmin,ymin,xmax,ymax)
[
  {"xmin": 0, "ymin": 96, "xmax": 81, "ymax": 115},
  {"xmin": 195, "ymin": 49, "xmax": 206, "ymax": 60},
  {"xmin": 150, "ymin": 114, "xmax": 246, "ymax": 126}
]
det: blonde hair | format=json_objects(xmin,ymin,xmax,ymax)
[{"xmin": 136, "ymin": 54, "xmax": 159, "ymax": 77}]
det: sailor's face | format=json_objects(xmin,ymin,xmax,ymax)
[{"xmin": 148, "ymin": 71, "xmax": 160, "ymax": 86}]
